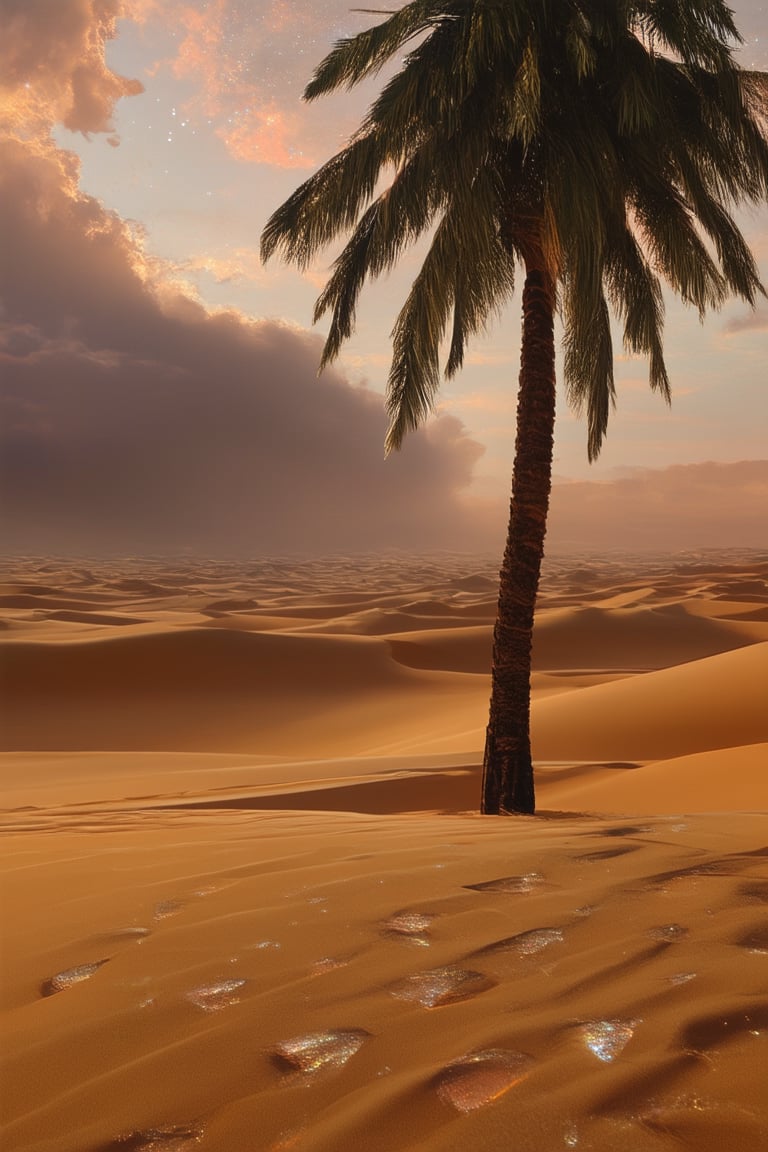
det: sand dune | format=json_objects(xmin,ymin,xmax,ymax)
[
  {"xmin": 386, "ymin": 625, "xmax": 494, "ymax": 672},
  {"xmin": 296, "ymin": 608, "xmax": 494, "ymax": 636},
  {"xmin": 1, "ymin": 551, "xmax": 767, "ymax": 1151},
  {"xmin": 386, "ymin": 599, "xmax": 765, "ymax": 674},
  {"xmin": 531, "ymin": 600, "xmax": 766, "ymax": 669},
  {"xmin": 532, "ymin": 641, "xmax": 768, "ymax": 761},
  {"xmin": 541, "ymin": 743, "xmax": 768, "ymax": 813},
  {"xmin": 0, "ymin": 626, "xmax": 490, "ymax": 755}
]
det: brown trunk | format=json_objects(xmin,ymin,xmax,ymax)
[{"xmin": 481, "ymin": 255, "xmax": 556, "ymax": 815}]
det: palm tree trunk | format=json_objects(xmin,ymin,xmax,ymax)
[{"xmin": 481, "ymin": 261, "xmax": 556, "ymax": 815}]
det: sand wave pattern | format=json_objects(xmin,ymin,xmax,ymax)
[{"xmin": 1, "ymin": 553, "xmax": 768, "ymax": 1150}]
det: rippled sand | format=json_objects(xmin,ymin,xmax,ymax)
[{"xmin": 1, "ymin": 552, "xmax": 767, "ymax": 1150}]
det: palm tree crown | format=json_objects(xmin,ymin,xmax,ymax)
[
  {"xmin": 262, "ymin": 0, "xmax": 767, "ymax": 814},
  {"xmin": 262, "ymin": 0, "xmax": 767, "ymax": 456}
]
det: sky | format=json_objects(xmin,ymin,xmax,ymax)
[{"xmin": 1, "ymin": 0, "xmax": 767, "ymax": 556}]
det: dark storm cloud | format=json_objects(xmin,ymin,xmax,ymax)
[{"xmin": 0, "ymin": 141, "xmax": 486, "ymax": 555}]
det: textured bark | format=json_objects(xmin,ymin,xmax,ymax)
[{"xmin": 481, "ymin": 258, "xmax": 556, "ymax": 815}]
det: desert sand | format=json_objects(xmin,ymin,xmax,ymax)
[{"xmin": 1, "ymin": 550, "xmax": 767, "ymax": 1151}]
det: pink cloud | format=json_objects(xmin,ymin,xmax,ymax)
[
  {"xmin": 725, "ymin": 305, "xmax": 768, "ymax": 334},
  {"xmin": 223, "ymin": 101, "xmax": 311, "ymax": 168},
  {"xmin": 160, "ymin": 0, "xmax": 321, "ymax": 165},
  {"xmin": 123, "ymin": 0, "xmax": 374, "ymax": 168},
  {"xmin": 0, "ymin": 0, "xmax": 143, "ymax": 142},
  {"xmin": 544, "ymin": 460, "xmax": 768, "ymax": 551}
]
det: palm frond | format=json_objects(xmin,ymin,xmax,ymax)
[
  {"xmin": 445, "ymin": 170, "xmax": 516, "ymax": 376},
  {"xmin": 635, "ymin": 0, "xmax": 740, "ymax": 70},
  {"xmin": 628, "ymin": 154, "xmax": 727, "ymax": 315},
  {"xmin": 613, "ymin": 33, "xmax": 659, "ymax": 135},
  {"xmin": 673, "ymin": 150, "xmax": 765, "ymax": 303},
  {"xmin": 510, "ymin": 38, "xmax": 541, "ymax": 148},
  {"xmin": 383, "ymin": 214, "xmax": 459, "ymax": 454},
  {"xmin": 741, "ymin": 69, "xmax": 768, "ymax": 125},
  {"xmin": 304, "ymin": 0, "xmax": 455, "ymax": 99},
  {"xmin": 360, "ymin": 12, "xmax": 483, "ymax": 145},
  {"xmin": 563, "ymin": 263, "xmax": 615, "ymax": 461},
  {"xmin": 383, "ymin": 164, "xmax": 514, "ymax": 452},
  {"xmin": 564, "ymin": 7, "xmax": 597, "ymax": 80},
  {"xmin": 605, "ymin": 223, "xmax": 671, "ymax": 400},
  {"xmin": 260, "ymin": 130, "xmax": 389, "ymax": 267},
  {"xmin": 313, "ymin": 141, "xmax": 451, "ymax": 365}
]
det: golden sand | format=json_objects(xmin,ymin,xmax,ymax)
[{"xmin": 1, "ymin": 552, "xmax": 767, "ymax": 1151}]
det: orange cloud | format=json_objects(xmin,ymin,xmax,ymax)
[
  {"xmin": 0, "ymin": 0, "xmax": 143, "ymax": 144},
  {"xmin": 124, "ymin": 0, "xmax": 163, "ymax": 21},
  {"xmin": 122, "ymin": 0, "xmax": 371, "ymax": 169},
  {"xmin": 176, "ymin": 248, "xmax": 271, "ymax": 286},
  {"xmin": 171, "ymin": 1, "xmax": 227, "ymax": 84},
  {"xmin": 263, "ymin": 0, "xmax": 303, "ymax": 35},
  {"xmin": 163, "ymin": 0, "xmax": 322, "ymax": 167},
  {"xmin": 223, "ymin": 101, "xmax": 311, "ymax": 167},
  {"xmin": 154, "ymin": 0, "xmax": 313, "ymax": 167}
]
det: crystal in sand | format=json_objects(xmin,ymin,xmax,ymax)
[
  {"xmin": 311, "ymin": 956, "xmax": 351, "ymax": 975},
  {"xmin": 434, "ymin": 1049, "xmax": 534, "ymax": 1112},
  {"xmin": 384, "ymin": 911, "xmax": 434, "ymax": 936},
  {"xmin": 476, "ymin": 927, "xmax": 564, "ymax": 958},
  {"xmin": 186, "ymin": 978, "xmax": 246, "ymax": 1012},
  {"xmin": 383, "ymin": 911, "xmax": 434, "ymax": 946},
  {"xmin": 669, "ymin": 971, "xmax": 697, "ymax": 986},
  {"xmin": 153, "ymin": 899, "xmax": 184, "ymax": 921},
  {"xmin": 578, "ymin": 1019, "xmax": 639, "ymax": 1062},
  {"xmin": 42, "ymin": 960, "xmax": 108, "ymax": 997},
  {"xmin": 113, "ymin": 1127, "xmax": 202, "ymax": 1150},
  {"xmin": 273, "ymin": 1029, "xmax": 370, "ymax": 1073},
  {"xmin": 465, "ymin": 873, "xmax": 543, "ymax": 894},
  {"xmin": 389, "ymin": 965, "xmax": 494, "ymax": 1007},
  {"xmin": 648, "ymin": 923, "xmax": 688, "ymax": 942}
]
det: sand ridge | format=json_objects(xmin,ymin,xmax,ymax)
[{"xmin": 1, "ymin": 551, "xmax": 767, "ymax": 1151}]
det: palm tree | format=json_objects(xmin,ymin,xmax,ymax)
[{"xmin": 262, "ymin": 0, "xmax": 768, "ymax": 814}]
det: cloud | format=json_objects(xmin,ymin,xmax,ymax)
[
  {"xmin": 3, "ymin": 1, "xmax": 764, "ymax": 559},
  {"xmin": 0, "ymin": 0, "xmax": 143, "ymax": 142},
  {"xmin": 543, "ymin": 460, "xmax": 768, "ymax": 552},
  {"xmin": 0, "ymin": 138, "xmax": 487, "ymax": 556},
  {"xmin": 176, "ymin": 248, "xmax": 271, "ymax": 287},
  {"xmin": 0, "ymin": 0, "xmax": 490, "ymax": 557},
  {"xmin": 126, "ymin": 0, "xmax": 385, "ymax": 168},
  {"xmin": 724, "ymin": 305, "xmax": 768, "ymax": 334}
]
